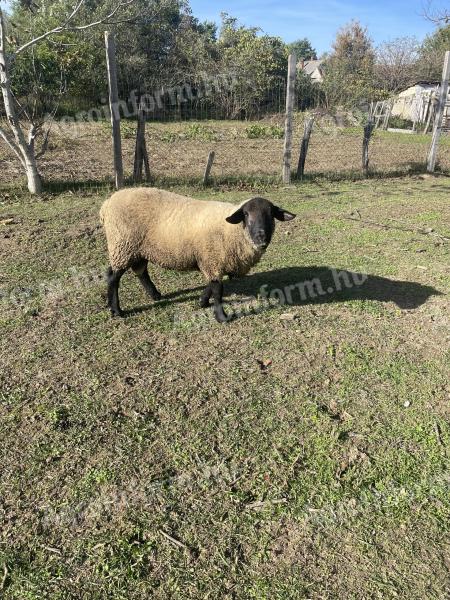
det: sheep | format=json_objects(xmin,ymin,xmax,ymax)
[{"xmin": 100, "ymin": 187, "xmax": 295, "ymax": 322}]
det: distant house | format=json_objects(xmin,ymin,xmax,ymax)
[
  {"xmin": 298, "ymin": 59, "xmax": 324, "ymax": 84},
  {"xmin": 392, "ymin": 81, "xmax": 450, "ymax": 126}
]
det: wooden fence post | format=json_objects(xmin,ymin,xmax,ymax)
[
  {"xmin": 427, "ymin": 50, "xmax": 450, "ymax": 173},
  {"xmin": 423, "ymin": 94, "xmax": 435, "ymax": 134},
  {"xmin": 282, "ymin": 53, "xmax": 297, "ymax": 184},
  {"xmin": 133, "ymin": 102, "xmax": 151, "ymax": 183},
  {"xmin": 105, "ymin": 31, "xmax": 124, "ymax": 189},
  {"xmin": 382, "ymin": 100, "xmax": 393, "ymax": 130},
  {"xmin": 362, "ymin": 119, "xmax": 375, "ymax": 176},
  {"xmin": 296, "ymin": 116, "xmax": 314, "ymax": 180},
  {"xmin": 203, "ymin": 151, "xmax": 215, "ymax": 186},
  {"xmin": 133, "ymin": 104, "xmax": 143, "ymax": 183}
]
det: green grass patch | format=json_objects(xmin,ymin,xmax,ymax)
[{"xmin": 1, "ymin": 176, "xmax": 449, "ymax": 598}]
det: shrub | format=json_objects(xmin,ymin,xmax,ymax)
[
  {"xmin": 245, "ymin": 124, "xmax": 284, "ymax": 139},
  {"xmin": 388, "ymin": 116, "xmax": 414, "ymax": 130},
  {"xmin": 159, "ymin": 131, "xmax": 178, "ymax": 143},
  {"xmin": 184, "ymin": 124, "xmax": 218, "ymax": 141}
]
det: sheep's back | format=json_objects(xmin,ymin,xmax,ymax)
[{"xmin": 100, "ymin": 188, "xmax": 236, "ymax": 272}]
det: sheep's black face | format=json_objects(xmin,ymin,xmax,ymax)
[{"xmin": 226, "ymin": 197, "xmax": 296, "ymax": 250}]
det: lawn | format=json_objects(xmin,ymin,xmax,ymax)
[{"xmin": 0, "ymin": 175, "xmax": 449, "ymax": 599}]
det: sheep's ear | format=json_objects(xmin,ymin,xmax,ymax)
[
  {"xmin": 273, "ymin": 205, "xmax": 296, "ymax": 222},
  {"xmin": 226, "ymin": 208, "xmax": 245, "ymax": 224}
]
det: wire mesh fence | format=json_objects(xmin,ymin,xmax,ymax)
[{"xmin": 1, "ymin": 62, "xmax": 450, "ymax": 193}]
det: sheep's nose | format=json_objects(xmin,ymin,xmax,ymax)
[{"xmin": 255, "ymin": 229, "xmax": 268, "ymax": 247}]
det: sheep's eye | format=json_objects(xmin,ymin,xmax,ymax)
[{"xmin": 243, "ymin": 211, "xmax": 249, "ymax": 218}]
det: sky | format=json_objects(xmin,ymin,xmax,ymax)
[{"xmin": 189, "ymin": 0, "xmax": 439, "ymax": 54}]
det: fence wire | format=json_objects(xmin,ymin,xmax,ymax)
[{"xmin": 1, "ymin": 72, "xmax": 449, "ymax": 192}]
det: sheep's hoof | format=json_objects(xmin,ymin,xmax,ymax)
[
  {"xmin": 214, "ymin": 308, "xmax": 230, "ymax": 324},
  {"xmin": 150, "ymin": 291, "xmax": 162, "ymax": 301},
  {"xmin": 110, "ymin": 308, "xmax": 124, "ymax": 318}
]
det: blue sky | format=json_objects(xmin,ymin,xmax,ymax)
[{"xmin": 190, "ymin": 0, "xmax": 438, "ymax": 54}]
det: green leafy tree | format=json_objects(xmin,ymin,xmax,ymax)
[
  {"xmin": 114, "ymin": 0, "xmax": 189, "ymax": 92},
  {"xmin": 296, "ymin": 69, "xmax": 323, "ymax": 110},
  {"xmin": 7, "ymin": 0, "xmax": 193, "ymax": 111},
  {"xmin": 8, "ymin": 0, "xmax": 104, "ymax": 114},
  {"xmin": 162, "ymin": 14, "xmax": 218, "ymax": 86},
  {"xmin": 322, "ymin": 20, "xmax": 379, "ymax": 108},
  {"xmin": 215, "ymin": 13, "xmax": 288, "ymax": 117},
  {"xmin": 418, "ymin": 24, "xmax": 450, "ymax": 80},
  {"xmin": 288, "ymin": 38, "xmax": 317, "ymax": 60},
  {"xmin": 0, "ymin": 0, "xmax": 164, "ymax": 193}
]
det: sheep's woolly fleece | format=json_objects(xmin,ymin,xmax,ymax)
[{"xmin": 100, "ymin": 188, "xmax": 266, "ymax": 281}]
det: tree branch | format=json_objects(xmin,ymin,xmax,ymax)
[
  {"xmin": 35, "ymin": 126, "xmax": 51, "ymax": 159},
  {"xmin": 0, "ymin": 7, "xmax": 42, "ymax": 192},
  {"xmin": 0, "ymin": 124, "xmax": 26, "ymax": 167},
  {"xmin": 0, "ymin": 9, "xmax": 28, "ymax": 153},
  {"xmin": 15, "ymin": 0, "xmax": 137, "ymax": 55},
  {"xmin": 422, "ymin": 0, "xmax": 450, "ymax": 24},
  {"xmin": 63, "ymin": 0, "xmax": 86, "ymax": 27},
  {"xmin": 28, "ymin": 122, "xmax": 38, "ymax": 153},
  {"xmin": 35, "ymin": 102, "xmax": 60, "ymax": 160}
]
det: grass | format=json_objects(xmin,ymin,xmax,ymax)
[{"xmin": 0, "ymin": 175, "xmax": 449, "ymax": 599}]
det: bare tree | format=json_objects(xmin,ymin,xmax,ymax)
[
  {"xmin": 0, "ymin": 1, "xmax": 136, "ymax": 194},
  {"xmin": 422, "ymin": 0, "xmax": 450, "ymax": 25},
  {"xmin": 376, "ymin": 37, "xmax": 420, "ymax": 92}
]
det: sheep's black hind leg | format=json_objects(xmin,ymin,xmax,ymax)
[
  {"xmin": 199, "ymin": 283, "xmax": 212, "ymax": 308},
  {"xmin": 210, "ymin": 280, "xmax": 229, "ymax": 323},
  {"xmin": 107, "ymin": 267, "xmax": 126, "ymax": 317},
  {"xmin": 132, "ymin": 259, "xmax": 161, "ymax": 301}
]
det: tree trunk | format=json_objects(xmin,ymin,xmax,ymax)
[
  {"xmin": 25, "ymin": 156, "xmax": 42, "ymax": 194},
  {"xmin": 0, "ymin": 9, "xmax": 42, "ymax": 194}
]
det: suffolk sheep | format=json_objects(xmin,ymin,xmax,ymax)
[{"xmin": 100, "ymin": 188, "xmax": 295, "ymax": 322}]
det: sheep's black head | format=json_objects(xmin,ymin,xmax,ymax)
[{"xmin": 226, "ymin": 197, "xmax": 296, "ymax": 250}]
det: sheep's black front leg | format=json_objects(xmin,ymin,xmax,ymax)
[
  {"xmin": 199, "ymin": 283, "xmax": 212, "ymax": 308},
  {"xmin": 210, "ymin": 280, "xmax": 228, "ymax": 323},
  {"xmin": 107, "ymin": 267, "xmax": 126, "ymax": 317},
  {"xmin": 132, "ymin": 260, "xmax": 161, "ymax": 301}
]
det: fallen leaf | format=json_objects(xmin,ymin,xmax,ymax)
[{"xmin": 257, "ymin": 358, "xmax": 273, "ymax": 372}]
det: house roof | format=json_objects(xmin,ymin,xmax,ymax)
[
  {"xmin": 300, "ymin": 59, "xmax": 324, "ymax": 76},
  {"xmin": 398, "ymin": 81, "xmax": 442, "ymax": 96}
]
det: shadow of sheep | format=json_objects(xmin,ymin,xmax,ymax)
[{"xmin": 125, "ymin": 266, "xmax": 442, "ymax": 316}]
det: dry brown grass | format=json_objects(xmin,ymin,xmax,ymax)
[{"xmin": 1, "ymin": 117, "xmax": 449, "ymax": 188}]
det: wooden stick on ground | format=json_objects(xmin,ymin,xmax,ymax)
[
  {"xmin": 296, "ymin": 116, "xmax": 314, "ymax": 180},
  {"xmin": 203, "ymin": 151, "xmax": 215, "ymax": 186}
]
